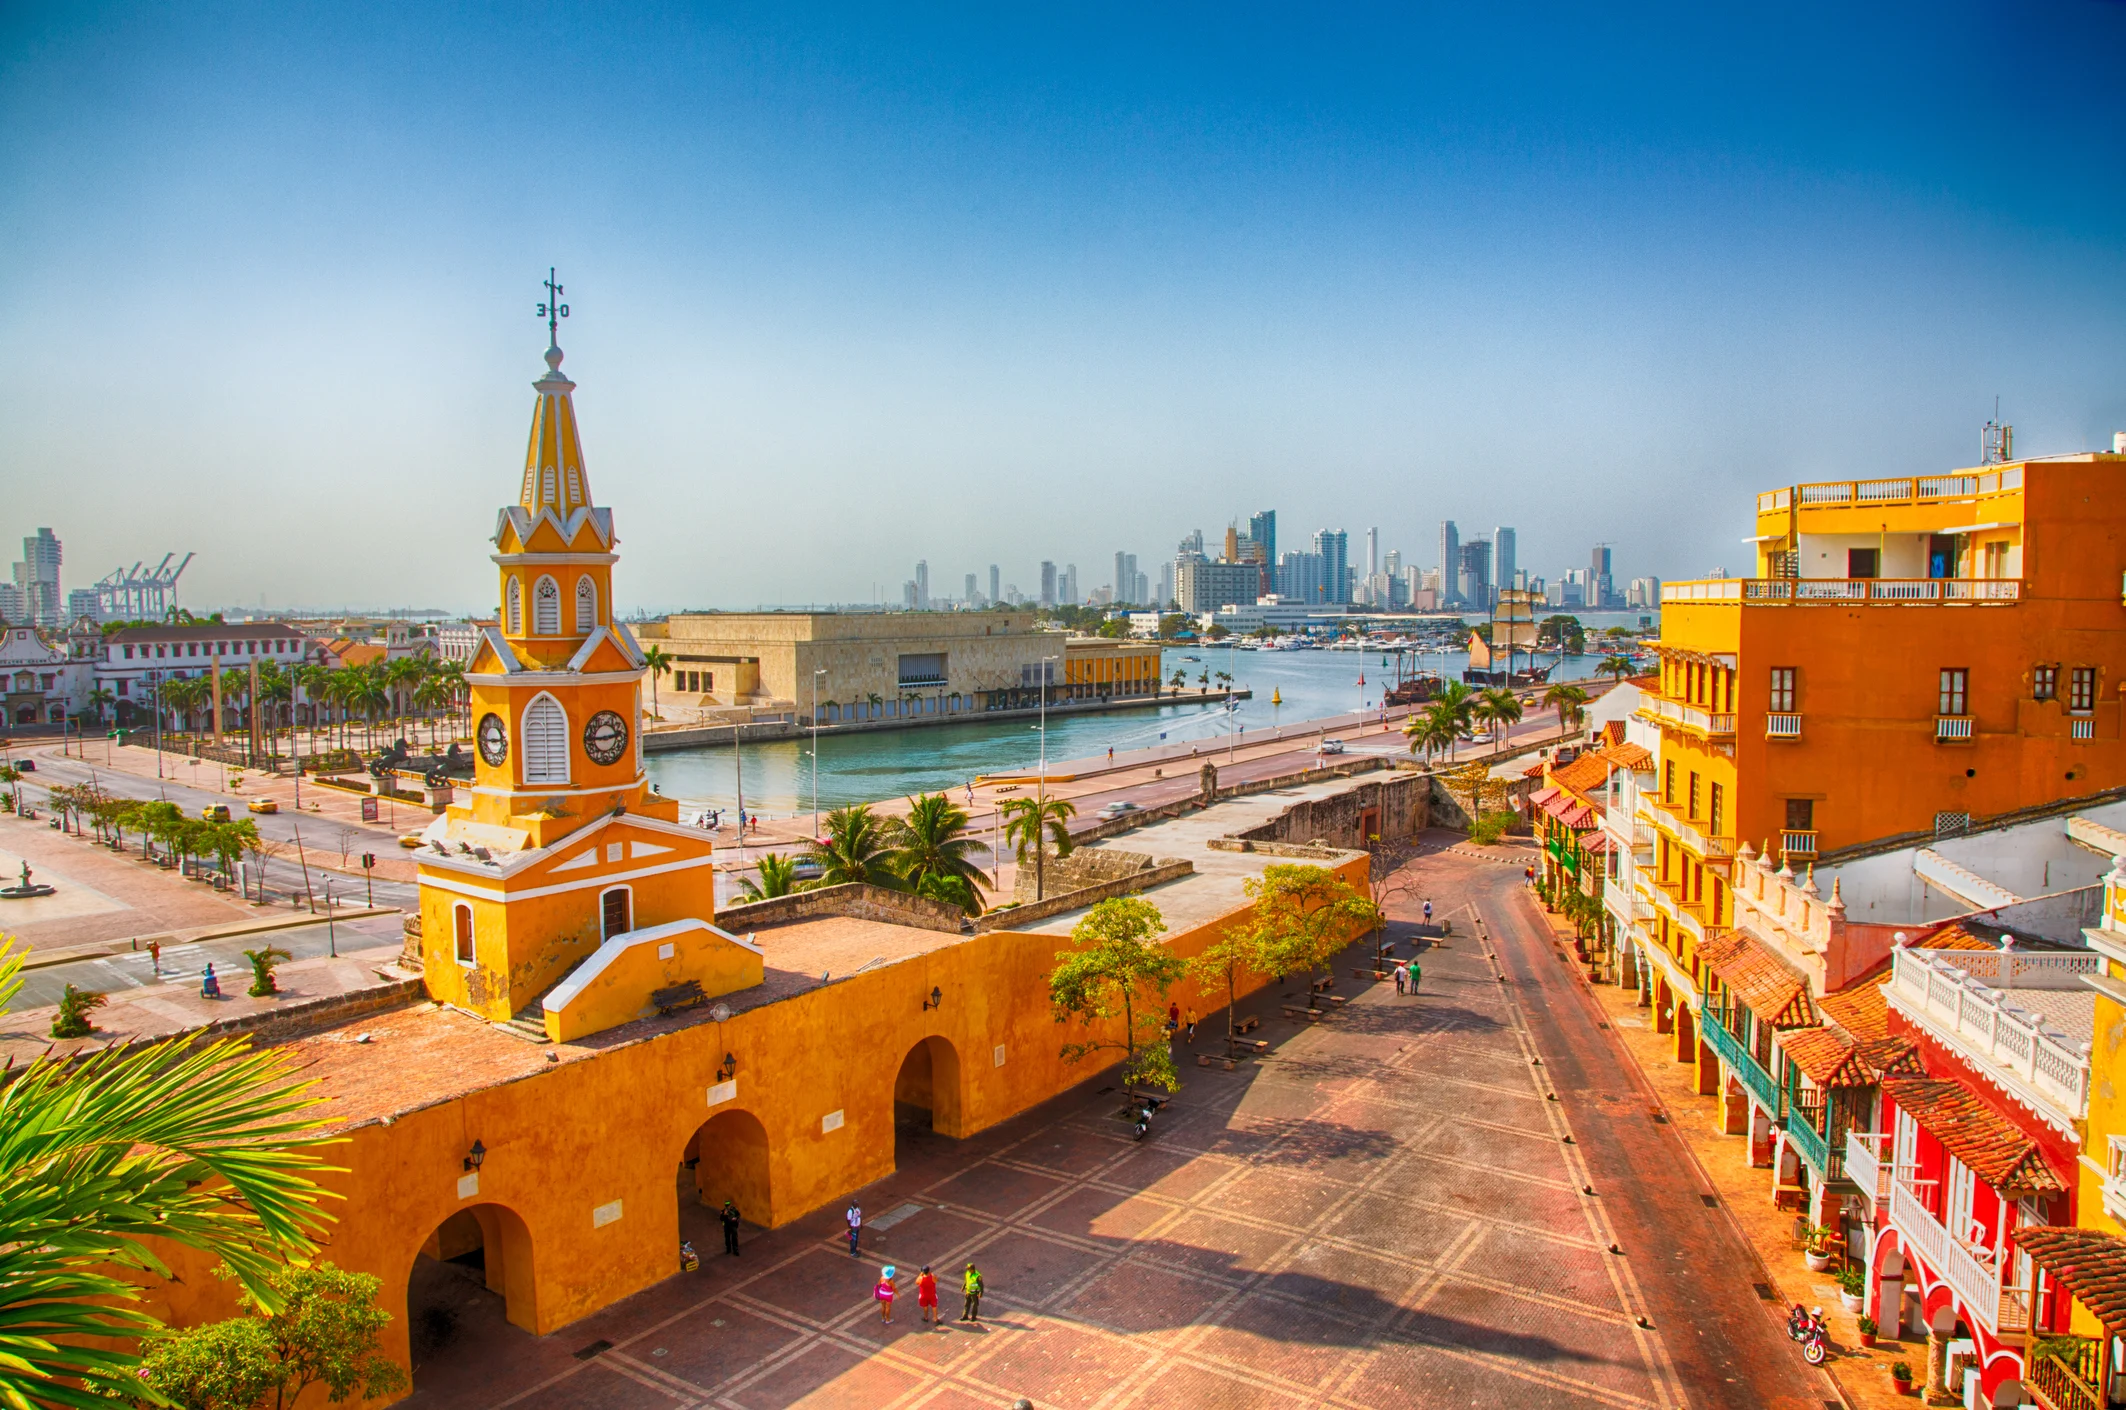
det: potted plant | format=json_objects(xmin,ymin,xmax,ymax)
[
  {"xmin": 1835, "ymin": 1265, "xmax": 1866, "ymax": 1312},
  {"xmin": 1890, "ymin": 1361, "xmax": 1914, "ymax": 1395},
  {"xmin": 1856, "ymin": 1313, "xmax": 1878, "ymax": 1348},
  {"xmin": 1802, "ymin": 1223, "xmax": 1836, "ymax": 1272}
]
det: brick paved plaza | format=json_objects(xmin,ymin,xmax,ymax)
[{"xmin": 403, "ymin": 849, "xmax": 1721, "ymax": 1410}]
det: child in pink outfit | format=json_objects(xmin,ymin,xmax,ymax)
[{"xmin": 875, "ymin": 1266, "xmax": 898, "ymax": 1323}]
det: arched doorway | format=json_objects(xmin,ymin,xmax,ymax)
[
  {"xmin": 405, "ymin": 1203, "xmax": 538, "ymax": 1390},
  {"xmin": 679, "ymin": 1107, "xmax": 773, "ymax": 1251},
  {"xmin": 893, "ymin": 1036, "xmax": 965, "ymax": 1166}
]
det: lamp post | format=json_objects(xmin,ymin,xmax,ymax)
[
  {"xmin": 810, "ymin": 667, "xmax": 827, "ymax": 839},
  {"xmin": 1034, "ymin": 653, "xmax": 1058, "ymax": 901}
]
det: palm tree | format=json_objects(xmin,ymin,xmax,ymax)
[
  {"xmin": 1596, "ymin": 654, "xmax": 1635, "ymax": 685},
  {"xmin": 640, "ymin": 645, "xmax": 673, "ymax": 720},
  {"xmin": 413, "ymin": 674, "xmax": 454, "ymax": 746},
  {"xmin": 1473, "ymin": 687, "xmax": 1523, "ymax": 750},
  {"xmin": 1543, "ymin": 682, "xmax": 1592, "ymax": 734},
  {"xmin": 886, "ymin": 793, "xmax": 992, "ymax": 914},
  {"xmin": 383, "ymin": 656, "xmax": 429, "ymax": 735},
  {"xmin": 1402, "ymin": 708, "xmax": 1456, "ymax": 764},
  {"xmin": 1168, "ymin": 669, "xmax": 1186, "ymax": 694},
  {"xmin": 1434, "ymin": 680, "xmax": 1478, "ymax": 736},
  {"xmin": 802, "ymin": 805, "xmax": 906, "ymax": 889},
  {"xmin": 85, "ymin": 686, "xmax": 115, "ymax": 727},
  {"xmin": 1001, "ymin": 794, "xmax": 1076, "ymax": 901},
  {"xmin": 739, "ymin": 853, "xmax": 799, "ymax": 900},
  {"xmin": 0, "ymin": 939, "xmax": 331, "ymax": 1405},
  {"xmin": 430, "ymin": 658, "xmax": 469, "ymax": 739}
]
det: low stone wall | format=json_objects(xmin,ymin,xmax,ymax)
[
  {"xmin": 1231, "ymin": 769, "xmax": 1432, "ymax": 849},
  {"xmin": 1012, "ymin": 848, "xmax": 1157, "ymax": 904},
  {"xmin": 976, "ymin": 858, "xmax": 1195, "ymax": 933},
  {"xmin": 216, "ymin": 978, "xmax": 427, "ymax": 1048},
  {"xmin": 1205, "ymin": 838, "xmax": 1347, "ymax": 860},
  {"xmin": 716, "ymin": 883, "xmax": 969, "ymax": 935}
]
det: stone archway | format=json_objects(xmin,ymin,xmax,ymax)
[
  {"xmin": 893, "ymin": 1036, "xmax": 966, "ymax": 1145},
  {"xmin": 680, "ymin": 1106, "xmax": 774, "ymax": 1237},
  {"xmin": 405, "ymin": 1202, "xmax": 539, "ymax": 1389}
]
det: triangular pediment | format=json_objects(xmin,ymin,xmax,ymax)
[{"xmin": 469, "ymin": 628, "xmax": 522, "ymax": 676}]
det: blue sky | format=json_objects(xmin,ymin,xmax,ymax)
[{"xmin": 3, "ymin": 2, "xmax": 2123, "ymax": 613}]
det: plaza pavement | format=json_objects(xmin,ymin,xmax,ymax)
[{"xmin": 399, "ymin": 836, "xmax": 1831, "ymax": 1410}]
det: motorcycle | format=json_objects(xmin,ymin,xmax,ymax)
[
  {"xmin": 1786, "ymin": 1304, "xmax": 1829, "ymax": 1365},
  {"xmin": 1133, "ymin": 1101, "xmax": 1154, "ymax": 1142}
]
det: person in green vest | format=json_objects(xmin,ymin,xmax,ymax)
[{"xmin": 960, "ymin": 1261, "xmax": 985, "ymax": 1323}]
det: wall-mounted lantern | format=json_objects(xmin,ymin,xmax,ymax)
[
  {"xmin": 716, "ymin": 1052, "xmax": 737, "ymax": 1082},
  {"xmin": 923, "ymin": 986, "xmax": 944, "ymax": 1012},
  {"xmin": 464, "ymin": 1139, "xmax": 486, "ymax": 1173}
]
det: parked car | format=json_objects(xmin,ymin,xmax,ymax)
[
  {"xmin": 199, "ymin": 803, "xmax": 232, "ymax": 822},
  {"xmin": 13, "ymin": 759, "xmax": 33, "ymax": 772},
  {"xmin": 1098, "ymin": 801, "xmax": 1140, "ymax": 819},
  {"xmin": 789, "ymin": 857, "xmax": 824, "ymax": 881},
  {"xmin": 398, "ymin": 834, "xmax": 424, "ymax": 849},
  {"xmin": 247, "ymin": 798, "xmax": 279, "ymax": 815},
  {"xmin": 1320, "ymin": 738, "xmax": 1347, "ymax": 755}
]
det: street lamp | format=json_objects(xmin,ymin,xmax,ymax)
[{"xmin": 811, "ymin": 667, "xmax": 827, "ymax": 839}]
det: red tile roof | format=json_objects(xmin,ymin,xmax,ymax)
[
  {"xmin": 1700, "ymin": 931, "xmax": 1816, "ymax": 1028},
  {"xmin": 2015, "ymin": 1227, "xmax": 2126, "ymax": 1331},
  {"xmin": 1881, "ymin": 1076, "xmax": 2065, "ymax": 1195},
  {"xmin": 1603, "ymin": 742, "xmax": 1654, "ymax": 771},
  {"xmin": 1550, "ymin": 752, "xmax": 1617, "ymax": 796},
  {"xmin": 1818, "ymin": 976, "xmax": 1896, "ymax": 1043}
]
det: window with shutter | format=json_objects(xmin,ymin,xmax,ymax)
[
  {"xmin": 522, "ymin": 696, "xmax": 570, "ymax": 784},
  {"xmin": 575, "ymin": 576, "xmax": 597, "ymax": 632},
  {"xmin": 506, "ymin": 578, "xmax": 523, "ymax": 634},
  {"xmin": 534, "ymin": 576, "xmax": 560, "ymax": 634}
]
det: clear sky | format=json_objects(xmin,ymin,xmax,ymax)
[{"xmin": 4, "ymin": 2, "xmax": 2123, "ymax": 615}]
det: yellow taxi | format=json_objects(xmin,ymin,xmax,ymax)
[
  {"xmin": 246, "ymin": 798, "xmax": 279, "ymax": 815},
  {"xmin": 199, "ymin": 803, "xmax": 232, "ymax": 823}
]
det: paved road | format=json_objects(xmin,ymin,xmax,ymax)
[
  {"xmin": 10, "ymin": 756, "xmax": 417, "ymax": 912},
  {"xmin": 1442, "ymin": 840, "xmax": 1834, "ymax": 1409},
  {"xmin": 10, "ymin": 913, "xmax": 403, "ymax": 1010}
]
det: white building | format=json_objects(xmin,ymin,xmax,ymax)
[
  {"xmin": 0, "ymin": 624, "xmax": 95, "ymax": 727},
  {"xmin": 96, "ymin": 622, "xmax": 321, "ymax": 722}
]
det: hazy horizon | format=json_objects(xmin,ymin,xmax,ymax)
[{"xmin": 6, "ymin": 3, "xmax": 2124, "ymax": 615}]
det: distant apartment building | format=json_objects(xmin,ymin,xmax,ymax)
[
  {"xmin": 11, "ymin": 528, "xmax": 62, "ymax": 629},
  {"xmin": 1248, "ymin": 510, "xmax": 1276, "ymax": 567},
  {"xmin": 1113, "ymin": 551, "xmax": 1139, "ymax": 604},
  {"xmin": 1061, "ymin": 564, "xmax": 1079, "ymax": 606},
  {"xmin": 1591, "ymin": 543, "xmax": 1614, "ymax": 608},
  {"xmin": 1039, "ymin": 561, "xmax": 1057, "ymax": 608},
  {"xmin": 1312, "ymin": 529, "xmax": 1350, "ymax": 605},
  {"xmin": 1626, "ymin": 576, "xmax": 1663, "ymax": 609},
  {"xmin": 1456, "ymin": 538, "xmax": 1492, "ymax": 609},
  {"xmin": 1177, "ymin": 559, "xmax": 1263, "ymax": 614},
  {"xmin": 1494, "ymin": 527, "xmax": 1516, "ymax": 598},
  {"xmin": 989, "ymin": 565, "xmax": 1000, "ymax": 603},
  {"xmin": 1438, "ymin": 521, "xmax": 1461, "ymax": 607},
  {"xmin": 1276, "ymin": 550, "xmax": 1326, "ymax": 604},
  {"xmin": 914, "ymin": 560, "xmax": 930, "ymax": 610},
  {"xmin": 1157, "ymin": 560, "xmax": 1175, "ymax": 608}
]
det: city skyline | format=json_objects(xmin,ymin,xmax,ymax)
[{"xmin": 6, "ymin": 5, "xmax": 2125, "ymax": 614}]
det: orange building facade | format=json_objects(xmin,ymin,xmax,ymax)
[{"xmin": 1638, "ymin": 454, "xmax": 2126, "ymax": 992}]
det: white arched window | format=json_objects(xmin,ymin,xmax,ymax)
[
  {"xmin": 533, "ymin": 575, "xmax": 560, "ymax": 635},
  {"xmin": 506, "ymin": 578, "xmax": 523, "ymax": 634},
  {"xmin": 522, "ymin": 694, "xmax": 570, "ymax": 784},
  {"xmin": 575, "ymin": 576, "xmax": 597, "ymax": 632},
  {"xmin": 540, "ymin": 465, "xmax": 557, "ymax": 506}
]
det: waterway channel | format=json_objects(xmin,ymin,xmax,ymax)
[{"xmin": 644, "ymin": 634, "xmax": 1627, "ymax": 817}]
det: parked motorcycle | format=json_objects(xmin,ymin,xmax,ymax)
[{"xmin": 1786, "ymin": 1304, "xmax": 1829, "ymax": 1365}]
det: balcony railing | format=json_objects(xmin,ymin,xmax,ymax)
[
  {"xmin": 1887, "ymin": 1173, "xmax": 2030, "ymax": 1340},
  {"xmin": 1704, "ymin": 1007, "xmax": 1781, "ymax": 1117},
  {"xmin": 1780, "ymin": 829, "xmax": 1818, "ymax": 860},
  {"xmin": 2028, "ymin": 1347, "xmax": 2105, "ymax": 1410},
  {"xmin": 1783, "ymin": 1102, "xmax": 1842, "ymax": 1181},
  {"xmin": 1887, "ymin": 948, "xmax": 2092, "ymax": 1125},
  {"xmin": 1756, "ymin": 468, "xmax": 2022, "ymax": 515},
  {"xmin": 1845, "ymin": 1131, "xmax": 1889, "ymax": 1209},
  {"xmin": 2074, "ymin": 717, "xmax": 2096, "ymax": 741},
  {"xmin": 1662, "ymin": 577, "xmax": 2021, "ymax": 606},
  {"xmin": 1639, "ymin": 695, "xmax": 1737, "ymax": 737},
  {"xmin": 1765, "ymin": 712, "xmax": 1802, "ymax": 739},
  {"xmin": 1937, "ymin": 715, "xmax": 1975, "ymax": 741},
  {"xmin": 1928, "ymin": 948, "xmax": 2099, "ymax": 989}
]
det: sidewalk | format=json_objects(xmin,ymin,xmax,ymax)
[{"xmin": 1529, "ymin": 903, "xmax": 1919, "ymax": 1409}]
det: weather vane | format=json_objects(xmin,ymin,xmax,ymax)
[{"xmin": 537, "ymin": 267, "xmax": 569, "ymax": 343}]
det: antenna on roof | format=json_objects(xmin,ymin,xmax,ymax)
[{"xmin": 1981, "ymin": 396, "xmax": 2012, "ymax": 465}]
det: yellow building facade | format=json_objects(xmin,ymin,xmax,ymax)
[
  {"xmin": 413, "ymin": 335, "xmax": 754, "ymax": 1035},
  {"xmin": 1637, "ymin": 454, "xmax": 2126, "ymax": 1005}
]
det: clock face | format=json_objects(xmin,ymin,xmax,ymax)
[
  {"xmin": 477, "ymin": 712, "xmax": 508, "ymax": 767},
  {"xmin": 583, "ymin": 709, "xmax": 630, "ymax": 766}
]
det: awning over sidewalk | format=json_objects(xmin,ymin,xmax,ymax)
[
  {"xmin": 2016, "ymin": 1227, "xmax": 2126, "ymax": 1331},
  {"xmin": 1880, "ymin": 1076, "xmax": 2066, "ymax": 1196},
  {"xmin": 1699, "ymin": 930, "xmax": 1817, "ymax": 1029}
]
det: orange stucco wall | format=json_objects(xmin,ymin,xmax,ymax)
[{"xmin": 142, "ymin": 855, "xmax": 1369, "ymax": 1405}]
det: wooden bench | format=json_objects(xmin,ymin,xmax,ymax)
[
  {"xmin": 1232, "ymin": 1014, "xmax": 1261, "ymax": 1035},
  {"xmin": 1227, "ymin": 1037, "xmax": 1269, "ymax": 1056},
  {"xmin": 1353, "ymin": 967, "xmax": 1390, "ymax": 980},
  {"xmin": 1281, "ymin": 1004, "xmax": 1337, "ymax": 1022},
  {"xmin": 1317, "ymin": 992, "xmax": 1349, "ymax": 1007},
  {"xmin": 1311, "ymin": 976, "xmax": 1337, "ymax": 992},
  {"xmin": 1197, "ymin": 1053, "xmax": 1237, "ymax": 1070}
]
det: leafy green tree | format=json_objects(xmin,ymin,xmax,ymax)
[
  {"xmin": 1156, "ymin": 613, "xmax": 1189, "ymax": 640},
  {"xmin": 1048, "ymin": 896, "xmax": 1187, "ymax": 1093},
  {"xmin": 0, "ymin": 945, "xmax": 329, "ymax": 1408},
  {"xmin": 1000, "ymin": 794, "xmax": 1075, "ymax": 901},
  {"xmin": 802, "ymin": 805, "xmax": 906, "ymax": 890},
  {"xmin": 1188, "ymin": 923, "xmax": 1277, "ymax": 1053},
  {"xmin": 50, "ymin": 984, "xmax": 106, "ymax": 1039},
  {"xmin": 1234, "ymin": 864, "xmax": 1382, "ymax": 989},
  {"xmin": 1474, "ymin": 686, "xmax": 1522, "ymax": 748},
  {"xmin": 135, "ymin": 1261, "xmax": 407, "ymax": 1410},
  {"xmin": 885, "ymin": 793, "xmax": 991, "ymax": 914},
  {"xmin": 1543, "ymin": 682, "xmax": 1591, "ymax": 733},
  {"xmin": 243, "ymin": 946, "xmax": 292, "ymax": 998},
  {"xmin": 739, "ymin": 852, "xmax": 799, "ymax": 900}
]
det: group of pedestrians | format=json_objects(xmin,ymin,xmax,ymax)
[{"xmin": 845, "ymin": 1204, "xmax": 988, "ymax": 1327}]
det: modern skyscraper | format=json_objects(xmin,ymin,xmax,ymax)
[
  {"xmin": 1039, "ymin": 561, "xmax": 1057, "ymax": 608},
  {"xmin": 989, "ymin": 564, "xmax": 1000, "ymax": 604},
  {"xmin": 1134, "ymin": 570, "xmax": 1149, "ymax": 605},
  {"xmin": 1275, "ymin": 550, "xmax": 1325, "ymax": 603},
  {"xmin": 1311, "ymin": 530, "xmax": 1350, "ymax": 604},
  {"xmin": 13, "ymin": 528, "xmax": 60, "ymax": 628},
  {"xmin": 1248, "ymin": 511, "xmax": 1276, "ymax": 568},
  {"xmin": 1364, "ymin": 527, "xmax": 1379, "ymax": 581},
  {"xmin": 1590, "ymin": 543, "xmax": 1613, "ymax": 609},
  {"xmin": 1456, "ymin": 539, "xmax": 1493, "ymax": 610},
  {"xmin": 1113, "ymin": 551, "xmax": 1139, "ymax": 603},
  {"xmin": 964, "ymin": 572, "xmax": 978, "ymax": 604},
  {"xmin": 1438, "ymin": 521, "xmax": 1460, "ymax": 607},
  {"xmin": 1157, "ymin": 560, "xmax": 1176, "ymax": 607},
  {"xmin": 1061, "ymin": 564, "xmax": 1079, "ymax": 606},
  {"xmin": 1493, "ymin": 528, "xmax": 1516, "ymax": 602},
  {"xmin": 914, "ymin": 559, "xmax": 930, "ymax": 610}
]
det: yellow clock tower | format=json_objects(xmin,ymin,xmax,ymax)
[{"xmin": 415, "ymin": 277, "xmax": 760, "ymax": 1038}]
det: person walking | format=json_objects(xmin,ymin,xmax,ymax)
[
  {"xmin": 917, "ymin": 1264, "xmax": 940, "ymax": 1327},
  {"xmin": 148, "ymin": 938, "xmax": 161, "ymax": 976},
  {"xmin": 1393, "ymin": 962, "xmax": 1407, "ymax": 997},
  {"xmin": 1422, "ymin": 899, "xmax": 1433, "ymax": 926},
  {"xmin": 720, "ymin": 1199, "xmax": 742, "ymax": 1256},
  {"xmin": 1183, "ymin": 1008, "xmax": 1198, "ymax": 1043},
  {"xmin": 846, "ymin": 1204, "xmax": 862, "ymax": 1256},
  {"xmin": 1165, "ymin": 1001, "xmax": 1180, "ymax": 1036},
  {"xmin": 1107, "ymin": 747, "xmax": 1114, "ymax": 763},
  {"xmin": 1408, "ymin": 955, "xmax": 1422, "ymax": 994},
  {"xmin": 960, "ymin": 1261, "xmax": 984, "ymax": 1323},
  {"xmin": 875, "ymin": 1266, "xmax": 898, "ymax": 1324},
  {"xmin": 200, "ymin": 963, "xmax": 220, "ymax": 999}
]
